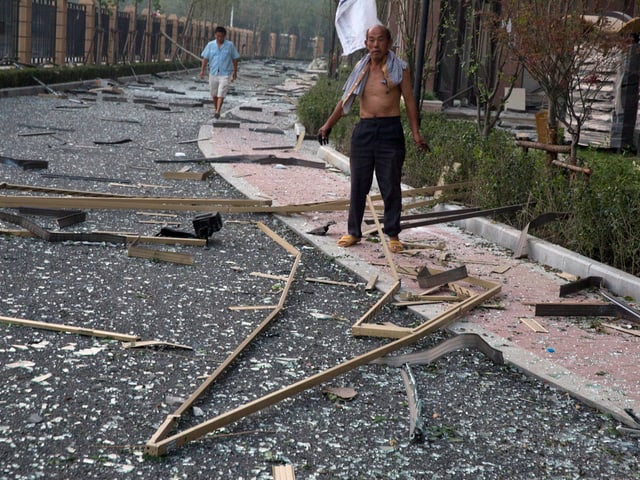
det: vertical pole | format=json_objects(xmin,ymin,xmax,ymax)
[
  {"xmin": 55, "ymin": 0, "xmax": 68, "ymax": 65},
  {"xmin": 413, "ymin": 0, "xmax": 430, "ymax": 113}
]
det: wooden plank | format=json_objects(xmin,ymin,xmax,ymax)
[
  {"xmin": 145, "ymin": 277, "xmax": 500, "ymax": 456},
  {"xmin": 351, "ymin": 323, "xmax": 413, "ymax": 338},
  {"xmin": 305, "ymin": 277, "xmax": 359, "ymax": 288},
  {"xmin": 520, "ymin": 317, "xmax": 549, "ymax": 333},
  {"xmin": 0, "ymin": 194, "xmax": 270, "ymax": 210},
  {"xmin": 351, "ymin": 280, "xmax": 401, "ymax": 330},
  {"xmin": 146, "ymin": 223, "xmax": 301, "ymax": 446},
  {"xmin": 228, "ymin": 305, "xmax": 278, "ymax": 311},
  {"xmin": 0, "ymin": 315, "xmax": 139, "ymax": 342},
  {"xmin": 366, "ymin": 195, "xmax": 399, "ymax": 281},
  {"xmin": 127, "ymin": 245, "xmax": 194, "ymax": 265},
  {"xmin": 491, "ymin": 264, "xmax": 512, "ymax": 274},
  {"xmin": 273, "ymin": 464, "xmax": 296, "ymax": 480},
  {"xmin": 602, "ymin": 323, "xmax": 640, "ymax": 337},
  {"xmin": 364, "ymin": 274, "xmax": 378, "ymax": 291},
  {"xmin": 250, "ymin": 272, "xmax": 289, "ymax": 281},
  {"xmin": 96, "ymin": 232, "xmax": 206, "ymax": 246}
]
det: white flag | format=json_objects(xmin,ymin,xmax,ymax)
[{"xmin": 335, "ymin": 0, "xmax": 380, "ymax": 56}]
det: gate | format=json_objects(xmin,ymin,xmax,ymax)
[
  {"xmin": 151, "ymin": 15, "xmax": 160, "ymax": 60},
  {"xmin": 32, "ymin": 0, "xmax": 56, "ymax": 64},
  {"xmin": 116, "ymin": 10, "xmax": 129, "ymax": 62},
  {"xmin": 94, "ymin": 6, "xmax": 109, "ymax": 63},
  {"xmin": 66, "ymin": 1, "xmax": 86, "ymax": 64},
  {"xmin": 164, "ymin": 21, "xmax": 173, "ymax": 58},
  {"xmin": 0, "ymin": 0, "xmax": 19, "ymax": 63}
]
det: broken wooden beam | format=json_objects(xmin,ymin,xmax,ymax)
[
  {"xmin": 146, "ymin": 222, "xmax": 301, "ymax": 447},
  {"xmin": 127, "ymin": 244, "xmax": 194, "ymax": 265},
  {"xmin": 0, "ymin": 315, "xmax": 139, "ymax": 342},
  {"xmin": 144, "ymin": 274, "xmax": 499, "ymax": 456}
]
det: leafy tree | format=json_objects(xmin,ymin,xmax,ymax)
[{"xmin": 505, "ymin": 0, "xmax": 628, "ymax": 165}]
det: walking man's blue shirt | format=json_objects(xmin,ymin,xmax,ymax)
[{"xmin": 201, "ymin": 40, "xmax": 240, "ymax": 76}]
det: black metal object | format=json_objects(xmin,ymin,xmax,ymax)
[
  {"xmin": 17, "ymin": 207, "xmax": 87, "ymax": 228},
  {"xmin": 599, "ymin": 290, "xmax": 640, "ymax": 324},
  {"xmin": 416, "ymin": 265, "xmax": 468, "ymax": 289},
  {"xmin": 514, "ymin": 212, "xmax": 570, "ymax": 258},
  {"xmin": 559, "ymin": 276, "xmax": 604, "ymax": 297},
  {"xmin": 192, "ymin": 212, "xmax": 222, "ymax": 239},
  {"xmin": 535, "ymin": 303, "xmax": 619, "ymax": 318},
  {"xmin": 398, "ymin": 204, "xmax": 526, "ymax": 231},
  {"xmin": 40, "ymin": 173, "xmax": 131, "ymax": 184},
  {"xmin": 0, "ymin": 155, "xmax": 48, "ymax": 170}
]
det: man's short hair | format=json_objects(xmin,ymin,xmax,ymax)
[
  {"xmin": 215, "ymin": 26, "xmax": 227, "ymax": 36},
  {"xmin": 366, "ymin": 24, "xmax": 391, "ymax": 40}
]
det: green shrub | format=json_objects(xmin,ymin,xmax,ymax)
[
  {"xmin": 296, "ymin": 73, "xmax": 360, "ymax": 155},
  {"xmin": 569, "ymin": 155, "xmax": 640, "ymax": 276},
  {"xmin": 296, "ymin": 75, "xmax": 343, "ymax": 135},
  {"xmin": 0, "ymin": 61, "xmax": 199, "ymax": 89}
]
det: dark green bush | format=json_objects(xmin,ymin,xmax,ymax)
[
  {"xmin": 568, "ymin": 155, "xmax": 640, "ymax": 275},
  {"xmin": 0, "ymin": 61, "xmax": 199, "ymax": 89},
  {"xmin": 296, "ymin": 73, "xmax": 360, "ymax": 156}
]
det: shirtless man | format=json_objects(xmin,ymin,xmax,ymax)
[{"xmin": 317, "ymin": 24, "xmax": 429, "ymax": 253}]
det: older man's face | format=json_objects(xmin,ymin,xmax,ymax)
[
  {"xmin": 365, "ymin": 26, "xmax": 390, "ymax": 61},
  {"xmin": 215, "ymin": 31, "xmax": 225, "ymax": 44}
]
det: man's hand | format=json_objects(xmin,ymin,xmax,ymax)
[
  {"xmin": 317, "ymin": 126, "xmax": 331, "ymax": 145},
  {"xmin": 199, "ymin": 71, "xmax": 205, "ymax": 79},
  {"xmin": 414, "ymin": 134, "xmax": 430, "ymax": 153}
]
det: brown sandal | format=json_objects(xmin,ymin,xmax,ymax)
[
  {"xmin": 389, "ymin": 239, "xmax": 404, "ymax": 253},
  {"xmin": 337, "ymin": 235, "xmax": 361, "ymax": 248}
]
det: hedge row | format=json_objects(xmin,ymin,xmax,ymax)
[{"xmin": 0, "ymin": 61, "xmax": 199, "ymax": 90}]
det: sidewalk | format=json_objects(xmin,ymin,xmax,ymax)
[{"xmin": 198, "ymin": 81, "xmax": 640, "ymax": 429}]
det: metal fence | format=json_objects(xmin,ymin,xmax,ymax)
[
  {"xmin": 164, "ymin": 20, "xmax": 173, "ymax": 58},
  {"xmin": 2, "ymin": 1, "xmax": 303, "ymax": 67},
  {"xmin": 116, "ymin": 10, "xmax": 130, "ymax": 62},
  {"xmin": 151, "ymin": 15, "xmax": 160, "ymax": 60},
  {"xmin": 32, "ymin": 0, "xmax": 56, "ymax": 64},
  {"xmin": 94, "ymin": 6, "xmax": 109, "ymax": 64},
  {"xmin": 66, "ymin": 1, "xmax": 86, "ymax": 64},
  {"xmin": 0, "ymin": 0, "xmax": 19, "ymax": 63}
]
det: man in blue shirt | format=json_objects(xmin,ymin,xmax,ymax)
[{"xmin": 200, "ymin": 26, "xmax": 241, "ymax": 118}]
